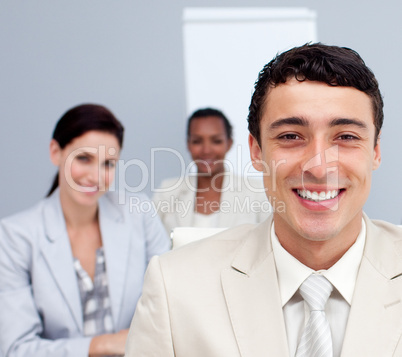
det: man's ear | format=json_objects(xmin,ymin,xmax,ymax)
[
  {"xmin": 249, "ymin": 134, "xmax": 264, "ymax": 172},
  {"xmin": 49, "ymin": 139, "xmax": 62, "ymax": 166},
  {"xmin": 372, "ymin": 133, "xmax": 381, "ymax": 170}
]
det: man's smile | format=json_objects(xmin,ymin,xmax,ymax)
[{"xmin": 296, "ymin": 189, "xmax": 342, "ymax": 202}]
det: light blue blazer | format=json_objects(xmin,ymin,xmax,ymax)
[{"xmin": 0, "ymin": 189, "xmax": 170, "ymax": 357}]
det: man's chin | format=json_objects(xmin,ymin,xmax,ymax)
[
  {"xmin": 289, "ymin": 217, "xmax": 342, "ymax": 242},
  {"xmin": 300, "ymin": 224, "xmax": 343, "ymax": 242}
]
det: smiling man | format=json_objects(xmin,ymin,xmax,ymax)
[{"xmin": 125, "ymin": 43, "xmax": 402, "ymax": 357}]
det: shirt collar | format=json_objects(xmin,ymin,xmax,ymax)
[{"xmin": 271, "ymin": 219, "xmax": 366, "ymax": 307}]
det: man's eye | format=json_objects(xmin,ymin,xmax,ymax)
[
  {"xmin": 338, "ymin": 134, "xmax": 359, "ymax": 140},
  {"xmin": 279, "ymin": 134, "xmax": 301, "ymax": 140}
]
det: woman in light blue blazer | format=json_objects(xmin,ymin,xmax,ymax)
[{"xmin": 0, "ymin": 104, "xmax": 170, "ymax": 357}]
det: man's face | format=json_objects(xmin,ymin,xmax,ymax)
[{"xmin": 249, "ymin": 79, "xmax": 381, "ymax": 243}]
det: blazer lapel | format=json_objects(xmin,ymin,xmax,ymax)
[
  {"xmin": 341, "ymin": 215, "xmax": 402, "ymax": 356},
  {"xmin": 41, "ymin": 191, "xmax": 83, "ymax": 331},
  {"xmin": 99, "ymin": 193, "xmax": 131, "ymax": 330},
  {"xmin": 221, "ymin": 218, "xmax": 289, "ymax": 357}
]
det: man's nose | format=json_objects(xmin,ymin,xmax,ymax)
[{"xmin": 302, "ymin": 142, "xmax": 339, "ymax": 181}]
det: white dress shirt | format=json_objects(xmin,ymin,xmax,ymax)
[{"xmin": 271, "ymin": 220, "xmax": 366, "ymax": 357}]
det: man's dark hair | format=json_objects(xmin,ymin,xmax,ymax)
[
  {"xmin": 187, "ymin": 107, "xmax": 233, "ymax": 140},
  {"xmin": 248, "ymin": 42, "xmax": 383, "ymax": 146}
]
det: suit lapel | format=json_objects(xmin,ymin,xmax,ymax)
[
  {"xmin": 341, "ymin": 215, "xmax": 402, "ymax": 356},
  {"xmin": 221, "ymin": 218, "xmax": 289, "ymax": 357},
  {"xmin": 99, "ymin": 194, "xmax": 131, "ymax": 330},
  {"xmin": 41, "ymin": 191, "xmax": 83, "ymax": 331}
]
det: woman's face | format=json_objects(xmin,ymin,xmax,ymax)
[
  {"xmin": 187, "ymin": 116, "xmax": 233, "ymax": 175},
  {"xmin": 50, "ymin": 130, "xmax": 120, "ymax": 208}
]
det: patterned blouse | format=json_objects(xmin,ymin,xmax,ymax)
[{"xmin": 73, "ymin": 247, "xmax": 114, "ymax": 337}]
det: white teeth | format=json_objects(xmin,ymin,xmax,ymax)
[
  {"xmin": 311, "ymin": 191, "xmax": 320, "ymax": 200},
  {"xmin": 297, "ymin": 189, "xmax": 340, "ymax": 202}
]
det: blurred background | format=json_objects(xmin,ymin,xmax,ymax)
[{"xmin": 1, "ymin": 0, "xmax": 401, "ymax": 223}]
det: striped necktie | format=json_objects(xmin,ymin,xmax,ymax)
[{"xmin": 295, "ymin": 274, "xmax": 334, "ymax": 357}]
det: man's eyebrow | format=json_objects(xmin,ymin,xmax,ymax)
[
  {"xmin": 329, "ymin": 118, "xmax": 368, "ymax": 129},
  {"xmin": 269, "ymin": 117, "xmax": 309, "ymax": 130}
]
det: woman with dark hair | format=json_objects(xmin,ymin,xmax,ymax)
[
  {"xmin": 0, "ymin": 104, "xmax": 170, "ymax": 356},
  {"xmin": 153, "ymin": 107, "xmax": 270, "ymax": 235}
]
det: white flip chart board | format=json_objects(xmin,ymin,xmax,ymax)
[{"xmin": 183, "ymin": 7, "xmax": 317, "ymax": 174}]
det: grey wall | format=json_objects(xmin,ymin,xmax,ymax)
[{"xmin": 1, "ymin": 0, "xmax": 401, "ymax": 223}]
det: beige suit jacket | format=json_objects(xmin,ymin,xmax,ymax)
[{"xmin": 125, "ymin": 214, "xmax": 402, "ymax": 356}]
